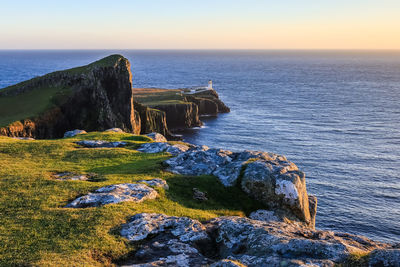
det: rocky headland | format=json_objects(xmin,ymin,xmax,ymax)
[{"xmin": 0, "ymin": 55, "xmax": 230, "ymax": 139}]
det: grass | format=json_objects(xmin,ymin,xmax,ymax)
[
  {"xmin": 0, "ymin": 131, "xmax": 263, "ymax": 266},
  {"xmin": 133, "ymin": 88, "xmax": 188, "ymax": 107},
  {"xmin": 0, "ymin": 86, "xmax": 72, "ymax": 127}
]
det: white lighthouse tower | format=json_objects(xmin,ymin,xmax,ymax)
[{"xmin": 207, "ymin": 80, "xmax": 213, "ymax": 89}]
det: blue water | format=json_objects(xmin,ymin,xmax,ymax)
[{"xmin": 1, "ymin": 50, "xmax": 399, "ymax": 243}]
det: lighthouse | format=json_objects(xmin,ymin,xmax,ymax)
[{"xmin": 207, "ymin": 80, "xmax": 213, "ymax": 89}]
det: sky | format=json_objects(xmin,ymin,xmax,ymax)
[{"xmin": 0, "ymin": 0, "xmax": 399, "ymax": 49}]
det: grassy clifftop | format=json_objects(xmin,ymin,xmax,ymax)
[
  {"xmin": 0, "ymin": 55, "xmax": 128, "ymax": 128},
  {"xmin": 0, "ymin": 131, "xmax": 262, "ymax": 266}
]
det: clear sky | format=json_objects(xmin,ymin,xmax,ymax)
[{"xmin": 1, "ymin": 0, "xmax": 399, "ymax": 49}]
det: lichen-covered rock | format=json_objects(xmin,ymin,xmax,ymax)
[
  {"xmin": 137, "ymin": 142, "xmax": 190, "ymax": 156},
  {"xmin": 249, "ymin": 210, "xmax": 281, "ymax": 222},
  {"xmin": 164, "ymin": 149, "xmax": 233, "ymax": 176},
  {"xmin": 241, "ymin": 159, "xmax": 313, "ymax": 226},
  {"xmin": 12, "ymin": 137, "xmax": 35, "ymax": 140},
  {"xmin": 207, "ymin": 216, "xmax": 387, "ymax": 267},
  {"xmin": 105, "ymin": 127, "xmax": 124, "ymax": 132},
  {"xmin": 64, "ymin": 129, "xmax": 87, "ymax": 138},
  {"xmin": 146, "ymin": 132, "xmax": 167, "ymax": 142},
  {"xmin": 369, "ymin": 248, "xmax": 400, "ymax": 267},
  {"xmin": 121, "ymin": 238, "xmax": 211, "ymax": 267},
  {"xmin": 53, "ymin": 172, "xmax": 94, "ymax": 181},
  {"xmin": 76, "ymin": 140, "xmax": 126, "ymax": 148},
  {"xmin": 138, "ymin": 179, "xmax": 169, "ymax": 190},
  {"xmin": 120, "ymin": 213, "xmax": 209, "ymax": 243},
  {"xmin": 65, "ymin": 183, "xmax": 157, "ymax": 208}
]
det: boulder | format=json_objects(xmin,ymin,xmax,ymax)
[
  {"xmin": 120, "ymin": 213, "xmax": 209, "ymax": 243},
  {"xmin": 12, "ymin": 137, "xmax": 35, "ymax": 140},
  {"xmin": 76, "ymin": 140, "xmax": 126, "ymax": 148},
  {"xmin": 53, "ymin": 172, "xmax": 95, "ymax": 181},
  {"xmin": 138, "ymin": 178, "xmax": 169, "ymax": 190},
  {"xmin": 146, "ymin": 132, "xmax": 167, "ymax": 142},
  {"xmin": 210, "ymin": 259, "xmax": 246, "ymax": 267},
  {"xmin": 105, "ymin": 128, "xmax": 124, "ymax": 132},
  {"xmin": 369, "ymin": 249, "xmax": 400, "ymax": 267},
  {"xmin": 65, "ymin": 183, "xmax": 158, "ymax": 208},
  {"xmin": 241, "ymin": 160, "xmax": 313, "ymax": 226},
  {"xmin": 64, "ymin": 129, "xmax": 87, "ymax": 138},
  {"xmin": 193, "ymin": 188, "xmax": 208, "ymax": 201}
]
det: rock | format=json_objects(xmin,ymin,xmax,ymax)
[
  {"xmin": 185, "ymin": 95, "xmax": 219, "ymax": 116},
  {"xmin": 164, "ymin": 149, "xmax": 233, "ymax": 176},
  {"xmin": 152, "ymin": 103, "xmax": 203, "ymax": 130},
  {"xmin": 65, "ymin": 183, "xmax": 158, "ymax": 208},
  {"xmin": 53, "ymin": 172, "xmax": 96, "ymax": 181},
  {"xmin": 76, "ymin": 140, "xmax": 126, "ymax": 148},
  {"xmin": 138, "ymin": 179, "xmax": 169, "ymax": 190},
  {"xmin": 137, "ymin": 142, "xmax": 190, "ymax": 156},
  {"xmin": 212, "ymin": 161, "xmax": 244, "ymax": 187},
  {"xmin": 120, "ymin": 213, "xmax": 209, "ymax": 243},
  {"xmin": 241, "ymin": 159, "xmax": 313, "ymax": 227},
  {"xmin": 12, "ymin": 137, "xmax": 35, "ymax": 140},
  {"xmin": 249, "ymin": 210, "xmax": 281, "ymax": 222},
  {"xmin": 369, "ymin": 249, "xmax": 400, "ymax": 267},
  {"xmin": 121, "ymin": 238, "xmax": 211, "ymax": 267},
  {"xmin": 193, "ymin": 188, "xmax": 208, "ymax": 201},
  {"xmin": 208, "ymin": 216, "xmax": 388, "ymax": 267},
  {"xmin": 64, "ymin": 129, "xmax": 87, "ymax": 138},
  {"xmin": 146, "ymin": 132, "xmax": 167, "ymax": 142},
  {"xmin": 105, "ymin": 128, "xmax": 124, "ymax": 132}
]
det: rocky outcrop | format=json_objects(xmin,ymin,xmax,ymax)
[
  {"xmin": 162, "ymin": 147, "xmax": 316, "ymax": 227},
  {"xmin": 189, "ymin": 89, "xmax": 230, "ymax": 113},
  {"xmin": 145, "ymin": 132, "xmax": 167, "ymax": 142},
  {"xmin": 369, "ymin": 249, "xmax": 400, "ymax": 267},
  {"xmin": 64, "ymin": 129, "xmax": 87, "ymax": 138},
  {"xmin": 185, "ymin": 95, "xmax": 219, "ymax": 116},
  {"xmin": 0, "ymin": 55, "xmax": 141, "ymax": 138},
  {"xmin": 152, "ymin": 103, "xmax": 202, "ymax": 130},
  {"xmin": 118, "ymin": 213, "xmax": 391, "ymax": 267},
  {"xmin": 137, "ymin": 142, "xmax": 190, "ymax": 156},
  {"xmin": 134, "ymin": 102, "xmax": 171, "ymax": 138},
  {"xmin": 65, "ymin": 183, "xmax": 158, "ymax": 208}
]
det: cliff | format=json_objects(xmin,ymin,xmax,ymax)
[{"xmin": 0, "ymin": 55, "xmax": 171, "ymax": 138}]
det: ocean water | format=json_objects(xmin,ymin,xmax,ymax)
[{"xmin": 1, "ymin": 50, "xmax": 399, "ymax": 243}]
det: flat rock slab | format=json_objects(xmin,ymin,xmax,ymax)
[
  {"xmin": 64, "ymin": 129, "xmax": 87, "ymax": 138},
  {"xmin": 138, "ymin": 179, "xmax": 169, "ymax": 190},
  {"xmin": 137, "ymin": 142, "xmax": 190, "ymax": 156},
  {"xmin": 120, "ymin": 213, "xmax": 209, "ymax": 243},
  {"xmin": 65, "ymin": 183, "xmax": 158, "ymax": 208},
  {"xmin": 76, "ymin": 140, "xmax": 127, "ymax": 148},
  {"xmin": 105, "ymin": 128, "xmax": 124, "ymax": 132},
  {"xmin": 146, "ymin": 132, "xmax": 167, "ymax": 142},
  {"xmin": 53, "ymin": 172, "xmax": 95, "ymax": 181},
  {"xmin": 12, "ymin": 137, "xmax": 35, "ymax": 140}
]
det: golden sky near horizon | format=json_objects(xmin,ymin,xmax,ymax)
[{"xmin": 1, "ymin": 0, "xmax": 399, "ymax": 49}]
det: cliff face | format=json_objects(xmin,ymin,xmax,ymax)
[
  {"xmin": 189, "ymin": 89, "xmax": 230, "ymax": 113},
  {"xmin": 0, "ymin": 55, "xmax": 171, "ymax": 138},
  {"xmin": 152, "ymin": 103, "xmax": 203, "ymax": 130}
]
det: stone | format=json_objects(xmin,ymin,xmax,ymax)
[
  {"xmin": 64, "ymin": 129, "xmax": 87, "ymax": 138},
  {"xmin": 146, "ymin": 132, "xmax": 167, "ymax": 142},
  {"xmin": 249, "ymin": 210, "xmax": 281, "ymax": 222},
  {"xmin": 53, "ymin": 172, "xmax": 95, "ymax": 181},
  {"xmin": 137, "ymin": 142, "xmax": 190, "ymax": 156},
  {"xmin": 120, "ymin": 213, "xmax": 209, "ymax": 243},
  {"xmin": 105, "ymin": 127, "xmax": 124, "ymax": 132},
  {"xmin": 193, "ymin": 188, "xmax": 208, "ymax": 201},
  {"xmin": 241, "ymin": 160, "xmax": 313, "ymax": 226},
  {"xmin": 65, "ymin": 183, "xmax": 158, "ymax": 208},
  {"xmin": 12, "ymin": 137, "xmax": 35, "ymax": 140},
  {"xmin": 76, "ymin": 140, "xmax": 127, "ymax": 148},
  {"xmin": 164, "ymin": 149, "xmax": 233, "ymax": 176},
  {"xmin": 138, "ymin": 179, "xmax": 169, "ymax": 190},
  {"xmin": 208, "ymin": 216, "xmax": 387, "ymax": 267},
  {"xmin": 369, "ymin": 249, "xmax": 400, "ymax": 267}
]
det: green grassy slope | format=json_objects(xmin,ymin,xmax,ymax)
[
  {"xmin": 0, "ymin": 131, "xmax": 263, "ymax": 266},
  {"xmin": 133, "ymin": 88, "xmax": 187, "ymax": 106}
]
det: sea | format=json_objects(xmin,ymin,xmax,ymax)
[{"xmin": 0, "ymin": 50, "xmax": 399, "ymax": 243}]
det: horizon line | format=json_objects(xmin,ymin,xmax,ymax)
[{"xmin": 1, "ymin": 48, "xmax": 400, "ymax": 51}]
